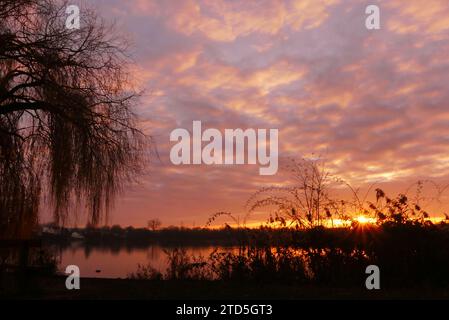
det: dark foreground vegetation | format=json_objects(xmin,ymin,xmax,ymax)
[
  {"xmin": 3, "ymin": 174, "xmax": 449, "ymax": 298},
  {"xmin": 125, "ymin": 221, "xmax": 449, "ymax": 289},
  {"xmin": 3, "ymin": 219, "xmax": 449, "ymax": 299}
]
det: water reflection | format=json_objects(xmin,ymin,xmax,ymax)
[{"xmin": 58, "ymin": 244, "xmax": 232, "ymax": 279}]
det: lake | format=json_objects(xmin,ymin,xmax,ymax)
[{"xmin": 57, "ymin": 243, "xmax": 231, "ymax": 279}]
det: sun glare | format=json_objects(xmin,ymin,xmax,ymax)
[{"xmin": 355, "ymin": 215, "xmax": 375, "ymax": 224}]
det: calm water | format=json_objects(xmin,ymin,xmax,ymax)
[{"xmin": 57, "ymin": 244, "xmax": 230, "ymax": 279}]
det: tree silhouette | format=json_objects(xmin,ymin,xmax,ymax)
[
  {"xmin": 147, "ymin": 219, "xmax": 162, "ymax": 231},
  {"xmin": 0, "ymin": 1, "xmax": 146, "ymax": 238}
]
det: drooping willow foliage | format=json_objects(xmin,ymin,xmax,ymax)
[{"xmin": 0, "ymin": 1, "xmax": 146, "ymax": 238}]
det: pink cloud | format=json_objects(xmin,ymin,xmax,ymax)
[{"xmin": 54, "ymin": 0, "xmax": 449, "ymax": 227}]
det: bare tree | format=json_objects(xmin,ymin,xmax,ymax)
[
  {"xmin": 147, "ymin": 219, "xmax": 162, "ymax": 231},
  {"xmin": 0, "ymin": 1, "xmax": 146, "ymax": 238}
]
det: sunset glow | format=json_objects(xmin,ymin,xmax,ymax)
[
  {"xmin": 4, "ymin": 0, "xmax": 449, "ymax": 302},
  {"xmin": 35, "ymin": 0, "xmax": 449, "ymax": 228},
  {"xmin": 355, "ymin": 215, "xmax": 376, "ymax": 225}
]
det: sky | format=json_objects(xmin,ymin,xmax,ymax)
[{"xmin": 61, "ymin": 0, "xmax": 449, "ymax": 227}]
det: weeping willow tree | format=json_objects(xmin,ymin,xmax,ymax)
[{"xmin": 0, "ymin": 1, "xmax": 146, "ymax": 238}]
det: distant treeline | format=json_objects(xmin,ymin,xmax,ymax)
[
  {"xmin": 41, "ymin": 224, "xmax": 307, "ymax": 247},
  {"xmin": 40, "ymin": 220, "xmax": 449, "ymax": 248}
]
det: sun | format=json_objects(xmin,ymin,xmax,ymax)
[{"xmin": 355, "ymin": 215, "xmax": 375, "ymax": 224}]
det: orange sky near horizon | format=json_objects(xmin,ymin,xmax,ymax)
[{"xmin": 43, "ymin": 0, "xmax": 449, "ymax": 228}]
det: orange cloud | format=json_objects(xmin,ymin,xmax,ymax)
[
  {"xmin": 387, "ymin": 0, "xmax": 449, "ymax": 35},
  {"xmin": 83, "ymin": 0, "xmax": 449, "ymax": 227},
  {"xmin": 133, "ymin": 0, "xmax": 340, "ymax": 41}
]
